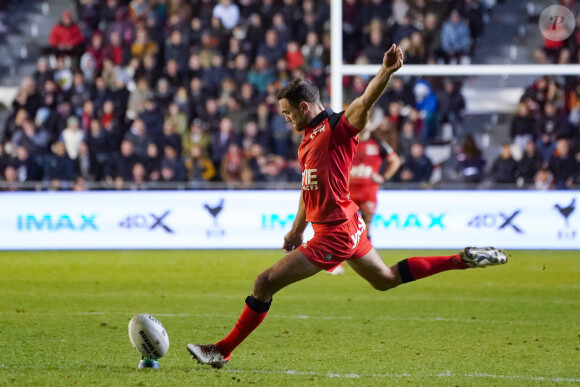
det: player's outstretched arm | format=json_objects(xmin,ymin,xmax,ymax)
[
  {"xmin": 345, "ymin": 44, "xmax": 403, "ymax": 131},
  {"xmin": 283, "ymin": 194, "xmax": 308, "ymax": 253}
]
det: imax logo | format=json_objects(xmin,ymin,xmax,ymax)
[
  {"xmin": 261, "ymin": 214, "xmax": 296, "ymax": 228},
  {"xmin": 17, "ymin": 214, "xmax": 98, "ymax": 231},
  {"xmin": 372, "ymin": 213, "xmax": 445, "ymax": 229}
]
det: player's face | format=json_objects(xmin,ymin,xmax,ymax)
[{"xmin": 278, "ymin": 98, "xmax": 308, "ymax": 132}]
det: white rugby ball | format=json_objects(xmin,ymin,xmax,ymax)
[{"xmin": 128, "ymin": 314, "xmax": 169, "ymax": 359}]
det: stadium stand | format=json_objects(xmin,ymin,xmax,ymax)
[{"xmin": 0, "ymin": 0, "xmax": 578, "ymax": 191}]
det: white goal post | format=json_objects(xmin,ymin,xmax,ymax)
[{"xmin": 329, "ymin": 0, "xmax": 580, "ymax": 111}]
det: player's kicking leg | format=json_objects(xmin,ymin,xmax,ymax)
[
  {"xmin": 188, "ymin": 248, "xmax": 320, "ymax": 368},
  {"xmin": 348, "ymin": 246, "xmax": 507, "ymax": 290}
]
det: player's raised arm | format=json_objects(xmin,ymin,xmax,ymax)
[{"xmin": 344, "ymin": 44, "xmax": 403, "ymax": 131}]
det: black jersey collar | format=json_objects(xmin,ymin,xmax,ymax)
[{"xmin": 307, "ymin": 108, "xmax": 334, "ymax": 129}]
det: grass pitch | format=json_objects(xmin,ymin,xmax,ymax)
[{"xmin": 0, "ymin": 249, "xmax": 579, "ymax": 386}]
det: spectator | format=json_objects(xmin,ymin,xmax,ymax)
[
  {"xmin": 69, "ymin": 73, "xmax": 91, "ymax": 115},
  {"xmin": 413, "ymin": 79, "xmax": 438, "ymax": 142},
  {"xmin": 452, "ymin": 135, "xmax": 485, "ymax": 183},
  {"xmin": 285, "ymin": 41, "xmax": 304, "ymax": 72},
  {"xmin": 130, "ymin": 26, "xmax": 158, "ymax": 60},
  {"xmin": 401, "ymin": 32, "xmax": 426, "ymax": 64},
  {"xmin": 54, "ymin": 56, "xmax": 74, "ymax": 92},
  {"xmin": 518, "ymin": 141, "xmax": 543, "ymax": 186},
  {"xmin": 382, "ymin": 77, "xmax": 415, "ymax": 109},
  {"xmin": 399, "ymin": 143, "xmax": 433, "ymax": 183},
  {"xmin": 212, "ymin": 0, "xmax": 240, "ymax": 31},
  {"xmin": 440, "ymin": 10, "xmax": 472, "ymax": 64},
  {"xmin": 241, "ymin": 120, "xmax": 268, "ymax": 152},
  {"xmin": 422, "ymin": 12, "xmax": 442, "ymax": 63},
  {"xmin": 391, "ymin": 14, "xmax": 418, "ymax": 47},
  {"xmin": 362, "ymin": 21, "xmax": 387, "ymax": 64},
  {"xmin": 397, "ymin": 120, "xmax": 417, "ymax": 159},
  {"xmin": 437, "ymin": 79, "xmax": 466, "ymax": 139},
  {"xmin": 548, "ymin": 139, "xmax": 576, "ymax": 189},
  {"xmin": 220, "ymin": 143, "xmax": 247, "ymax": 184},
  {"xmin": 22, "ymin": 117, "xmax": 51, "ymax": 160},
  {"xmin": 165, "ymin": 103, "xmax": 187, "ymax": 138},
  {"xmin": 113, "ymin": 140, "xmax": 141, "ymax": 184},
  {"xmin": 203, "ymin": 55, "xmax": 229, "ymax": 97},
  {"xmin": 185, "ymin": 144, "xmax": 216, "ymax": 182},
  {"xmin": 158, "ymin": 121, "xmax": 183, "ymax": 156},
  {"xmin": 536, "ymin": 132, "xmax": 557, "ymax": 164},
  {"xmin": 124, "ymin": 118, "xmax": 151, "ymax": 158},
  {"xmin": 128, "ymin": 0, "xmax": 149, "ymax": 24},
  {"xmin": 75, "ymin": 142, "xmax": 98, "ymax": 182},
  {"xmin": 47, "ymin": 10, "xmax": 85, "ymax": 62},
  {"xmin": 139, "ymin": 98, "xmax": 164, "ymax": 144},
  {"xmin": 130, "ymin": 162, "xmax": 147, "ymax": 185},
  {"xmin": 136, "ymin": 54, "xmax": 161, "ymax": 87},
  {"xmin": 79, "ymin": 100, "xmax": 95, "ymax": 133},
  {"xmin": 490, "ymin": 143, "xmax": 518, "ymax": 185},
  {"xmin": 91, "ymin": 77, "xmax": 113, "ymax": 113},
  {"xmin": 188, "ymin": 77, "xmax": 205, "ymax": 121},
  {"xmin": 126, "ymin": 77, "xmax": 153, "ymax": 120},
  {"xmin": 248, "ymin": 56, "xmax": 275, "ymax": 95},
  {"xmin": 108, "ymin": 30, "xmax": 129, "ymax": 67},
  {"xmin": 301, "ymin": 31, "xmax": 324, "ymax": 71},
  {"xmin": 144, "ymin": 143, "xmax": 161, "ymax": 181},
  {"xmin": 534, "ymin": 168, "xmax": 554, "ymax": 190},
  {"xmin": 86, "ymin": 32, "xmax": 109, "ymax": 73},
  {"xmin": 33, "ymin": 57, "xmax": 54, "ymax": 89},
  {"xmin": 200, "ymin": 99, "xmax": 222, "ymax": 133},
  {"xmin": 536, "ymin": 102, "xmax": 568, "ymax": 140},
  {"xmin": 225, "ymin": 97, "xmax": 250, "ymax": 134},
  {"xmin": 60, "ymin": 116, "xmax": 84, "ymax": 160},
  {"xmin": 164, "ymin": 30, "xmax": 188, "ymax": 71},
  {"xmin": 510, "ymin": 102, "xmax": 537, "ymax": 152},
  {"xmin": 211, "ymin": 117, "xmax": 238, "ymax": 168},
  {"xmin": 239, "ymin": 82, "xmax": 259, "ymax": 109},
  {"xmin": 272, "ymin": 12, "xmax": 291, "ymax": 45},
  {"xmin": 173, "ymin": 86, "xmax": 190, "ymax": 120},
  {"xmin": 160, "ymin": 145, "xmax": 187, "ymax": 182},
  {"xmin": 9, "ymin": 146, "xmax": 43, "ymax": 183},
  {"xmin": 535, "ymin": 33, "xmax": 570, "ymax": 64},
  {"xmin": 86, "ymin": 119, "xmax": 111, "ymax": 180},
  {"xmin": 183, "ymin": 119, "xmax": 211, "ymax": 158},
  {"xmin": 162, "ymin": 60, "xmax": 183, "ymax": 95}
]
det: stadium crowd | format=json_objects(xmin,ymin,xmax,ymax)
[{"xmin": 0, "ymin": 0, "xmax": 578, "ymax": 190}]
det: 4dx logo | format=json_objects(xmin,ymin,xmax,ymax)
[
  {"xmin": 467, "ymin": 210, "xmax": 523, "ymax": 233},
  {"xmin": 118, "ymin": 210, "xmax": 174, "ymax": 233}
]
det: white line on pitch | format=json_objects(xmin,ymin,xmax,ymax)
[{"xmin": 220, "ymin": 368, "xmax": 580, "ymax": 383}]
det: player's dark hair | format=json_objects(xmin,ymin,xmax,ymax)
[{"xmin": 276, "ymin": 78, "xmax": 320, "ymax": 107}]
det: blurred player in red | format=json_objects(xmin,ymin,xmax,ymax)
[
  {"xmin": 188, "ymin": 44, "xmax": 507, "ymax": 368},
  {"xmin": 350, "ymin": 127, "xmax": 401, "ymax": 239},
  {"xmin": 328, "ymin": 127, "xmax": 401, "ymax": 275}
]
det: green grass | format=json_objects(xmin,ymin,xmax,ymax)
[{"xmin": 0, "ymin": 249, "xmax": 579, "ymax": 386}]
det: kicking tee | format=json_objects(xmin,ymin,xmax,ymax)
[{"xmin": 298, "ymin": 108, "xmax": 360, "ymax": 223}]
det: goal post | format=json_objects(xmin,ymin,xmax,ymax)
[{"xmin": 329, "ymin": 0, "xmax": 580, "ymax": 111}]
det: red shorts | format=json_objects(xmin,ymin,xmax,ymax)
[
  {"xmin": 298, "ymin": 213, "xmax": 373, "ymax": 270},
  {"xmin": 350, "ymin": 187, "xmax": 378, "ymax": 215}
]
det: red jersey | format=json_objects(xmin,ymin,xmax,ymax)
[
  {"xmin": 298, "ymin": 109, "xmax": 360, "ymax": 223},
  {"xmin": 349, "ymin": 136, "xmax": 395, "ymax": 192}
]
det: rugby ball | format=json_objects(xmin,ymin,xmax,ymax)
[{"xmin": 128, "ymin": 314, "xmax": 169, "ymax": 359}]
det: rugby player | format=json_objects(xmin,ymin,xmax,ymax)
[{"xmin": 187, "ymin": 44, "xmax": 507, "ymax": 368}]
